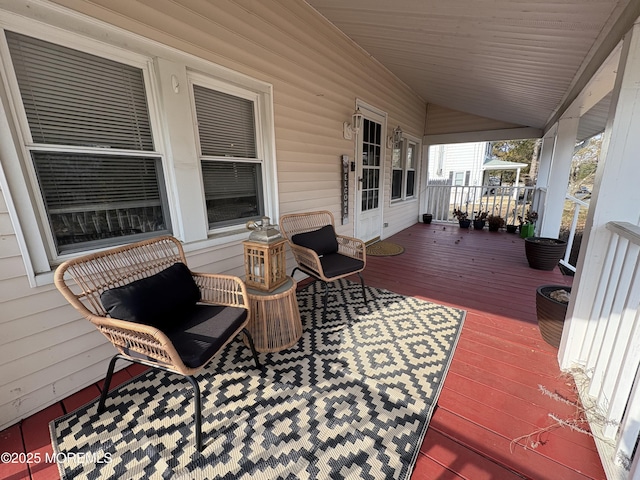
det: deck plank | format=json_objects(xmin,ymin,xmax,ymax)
[
  {"xmin": 419, "ymin": 429, "xmax": 524, "ymax": 480},
  {"xmin": 0, "ymin": 424, "xmax": 30, "ymax": 480},
  {"xmin": 430, "ymin": 408, "xmax": 594, "ymax": 480},
  {"xmin": 21, "ymin": 404, "xmax": 63, "ymax": 480},
  {"xmin": 411, "ymin": 453, "xmax": 465, "ymax": 479},
  {"xmin": 61, "ymin": 384, "xmax": 101, "ymax": 414}
]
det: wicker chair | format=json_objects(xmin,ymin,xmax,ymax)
[
  {"xmin": 54, "ymin": 235, "xmax": 260, "ymax": 452},
  {"xmin": 279, "ymin": 211, "xmax": 367, "ymax": 318}
]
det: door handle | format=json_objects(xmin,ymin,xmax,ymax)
[{"xmin": 358, "ymin": 176, "xmax": 363, "ymax": 190}]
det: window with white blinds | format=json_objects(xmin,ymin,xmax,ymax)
[
  {"xmin": 192, "ymin": 83, "xmax": 264, "ymax": 228},
  {"xmin": 6, "ymin": 31, "xmax": 170, "ymax": 254},
  {"xmin": 193, "ymin": 85, "xmax": 256, "ymax": 158},
  {"xmin": 6, "ymin": 32, "xmax": 154, "ymax": 150}
]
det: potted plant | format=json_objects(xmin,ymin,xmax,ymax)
[
  {"xmin": 525, "ymin": 236, "xmax": 568, "ymax": 270},
  {"xmin": 536, "ymin": 285, "xmax": 571, "ymax": 348},
  {"xmin": 487, "ymin": 214, "xmax": 505, "ymax": 232},
  {"xmin": 452, "ymin": 208, "xmax": 471, "ymax": 228},
  {"xmin": 422, "ymin": 213, "xmax": 433, "ymax": 224},
  {"xmin": 473, "ymin": 211, "xmax": 488, "ymax": 230},
  {"xmin": 518, "ymin": 210, "xmax": 538, "ymax": 238},
  {"xmin": 506, "ymin": 208, "xmax": 518, "ymax": 233}
]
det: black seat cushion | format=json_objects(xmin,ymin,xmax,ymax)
[
  {"xmin": 291, "ymin": 225, "xmax": 338, "ymax": 256},
  {"xmin": 319, "ymin": 253, "xmax": 364, "ymax": 278},
  {"xmin": 165, "ymin": 305, "xmax": 248, "ymax": 368},
  {"xmin": 100, "ymin": 262, "xmax": 200, "ymax": 331}
]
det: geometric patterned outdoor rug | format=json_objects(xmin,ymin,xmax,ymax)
[{"xmin": 50, "ymin": 279, "xmax": 465, "ymax": 479}]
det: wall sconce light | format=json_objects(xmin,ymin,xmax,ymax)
[
  {"xmin": 343, "ymin": 108, "xmax": 364, "ymax": 140},
  {"xmin": 387, "ymin": 125, "xmax": 403, "ymax": 149}
]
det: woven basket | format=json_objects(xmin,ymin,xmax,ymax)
[{"xmin": 536, "ymin": 285, "xmax": 571, "ymax": 348}]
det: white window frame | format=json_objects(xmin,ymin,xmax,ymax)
[
  {"xmin": 405, "ymin": 140, "xmax": 417, "ymax": 199},
  {"xmin": 453, "ymin": 171, "xmax": 466, "ymax": 186},
  {"xmin": 0, "ymin": 25, "xmax": 172, "ymax": 274},
  {"xmin": 391, "ymin": 141, "xmax": 404, "ymax": 201},
  {"xmin": 2, "ymin": 31, "xmax": 172, "ymax": 260},
  {"xmin": 188, "ymin": 73, "xmax": 268, "ymax": 234},
  {"xmin": 390, "ymin": 136, "xmax": 420, "ymax": 203},
  {"xmin": 0, "ymin": 3, "xmax": 278, "ymax": 286}
]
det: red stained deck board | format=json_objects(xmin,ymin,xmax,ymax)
[
  {"xmin": 430, "ymin": 409, "xmax": 602, "ymax": 480},
  {"xmin": 462, "ymin": 311, "xmax": 551, "ymax": 348},
  {"xmin": 125, "ymin": 363, "xmax": 150, "ymax": 378},
  {"xmin": 61, "ymin": 384, "xmax": 101, "ymax": 414},
  {"xmin": 411, "ymin": 453, "xmax": 465, "ymax": 480},
  {"xmin": 21, "ymin": 404, "xmax": 63, "ymax": 480},
  {"xmin": 0, "ymin": 424, "xmax": 30, "ymax": 480},
  {"xmin": 436, "ymin": 387, "xmax": 604, "ymax": 476},
  {"xmin": 458, "ymin": 328, "xmax": 562, "ymax": 373},
  {"xmin": 441, "ymin": 371, "xmax": 597, "ymax": 450},
  {"xmin": 454, "ymin": 336, "xmax": 562, "ymax": 380},
  {"xmin": 96, "ymin": 368, "xmax": 132, "ymax": 392},
  {"xmin": 448, "ymin": 360, "xmax": 580, "ymax": 419},
  {"xmin": 420, "ymin": 430, "xmax": 523, "ymax": 480}
]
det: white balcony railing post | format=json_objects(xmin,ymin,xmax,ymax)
[{"xmin": 424, "ymin": 183, "xmax": 537, "ymax": 225}]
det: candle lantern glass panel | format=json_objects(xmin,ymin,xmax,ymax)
[{"xmin": 244, "ymin": 239, "xmax": 286, "ymax": 292}]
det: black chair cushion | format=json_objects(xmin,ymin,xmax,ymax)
[
  {"xmin": 319, "ymin": 253, "xmax": 364, "ymax": 278},
  {"xmin": 291, "ymin": 224, "xmax": 338, "ymax": 256},
  {"xmin": 100, "ymin": 262, "xmax": 200, "ymax": 331},
  {"xmin": 165, "ymin": 305, "xmax": 248, "ymax": 368}
]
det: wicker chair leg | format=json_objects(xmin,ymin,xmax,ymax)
[
  {"xmin": 184, "ymin": 375, "xmax": 203, "ymax": 452},
  {"xmin": 242, "ymin": 328, "xmax": 262, "ymax": 370},
  {"xmin": 97, "ymin": 354, "xmax": 122, "ymax": 413}
]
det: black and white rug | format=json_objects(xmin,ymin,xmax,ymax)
[{"xmin": 50, "ymin": 280, "xmax": 465, "ymax": 479}]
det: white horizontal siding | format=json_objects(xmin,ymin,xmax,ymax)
[
  {"xmin": 384, "ymin": 200, "xmax": 421, "ymax": 238},
  {"xmin": 0, "ymin": 0, "xmax": 426, "ymax": 429},
  {"xmin": 0, "ymin": 204, "xmax": 120, "ymax": 427}
]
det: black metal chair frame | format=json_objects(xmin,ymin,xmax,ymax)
[{"xmin": 98, "ymin": 328, "xmax": 260, "ymax": 452}]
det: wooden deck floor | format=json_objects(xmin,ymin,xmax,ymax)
[{"xmin": 0, "ymin": 223, "xmax": 605, "ymax": 480}]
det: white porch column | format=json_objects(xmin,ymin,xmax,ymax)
[
  {"xmin": 538, "ymin": 116, "xmax": 579, "ymax": 238},
  {"xmin": 559, "ymin": 21, "xmax": 640, "ymax": 369},
  {"xmin": 532, "ymin": 130, "xmax": 555, "ymax": 215}
]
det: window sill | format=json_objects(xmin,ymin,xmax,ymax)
[{"xmin": 390, "ymin": 197, "xmax": 417, "ymax": 205}]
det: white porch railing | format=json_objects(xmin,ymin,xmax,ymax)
[
  {"xmin": 560, "ymin": 193, "xmax": 590, "ymax": 273},
  {"xmin": 425, "ymin": 184, "xmax": 537, "ymax": 224},
  {"xmin": 571, "ymin": 221, "xmax": 640, "ymax": 479}
]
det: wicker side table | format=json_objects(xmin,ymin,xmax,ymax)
[{"xmin": 245, "ymin": 276, "xmax": 302, "ymax": 353}]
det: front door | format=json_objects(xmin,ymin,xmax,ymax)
[{"xmin": 356, "ymin": 111, "xmax": 385, "ymax": 242}]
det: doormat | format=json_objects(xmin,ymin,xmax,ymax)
[
  {"xmin": 366, "ymin": 240, "xmax": 405, "ymax": 256},
  {"xmin": 50, "ymin": 279, "xmax": 465, "ymax": 479}
]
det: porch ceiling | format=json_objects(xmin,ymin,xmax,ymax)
[{"xmin": 306, "ymin": 0, "xmax": 638, "ymax": 136}]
